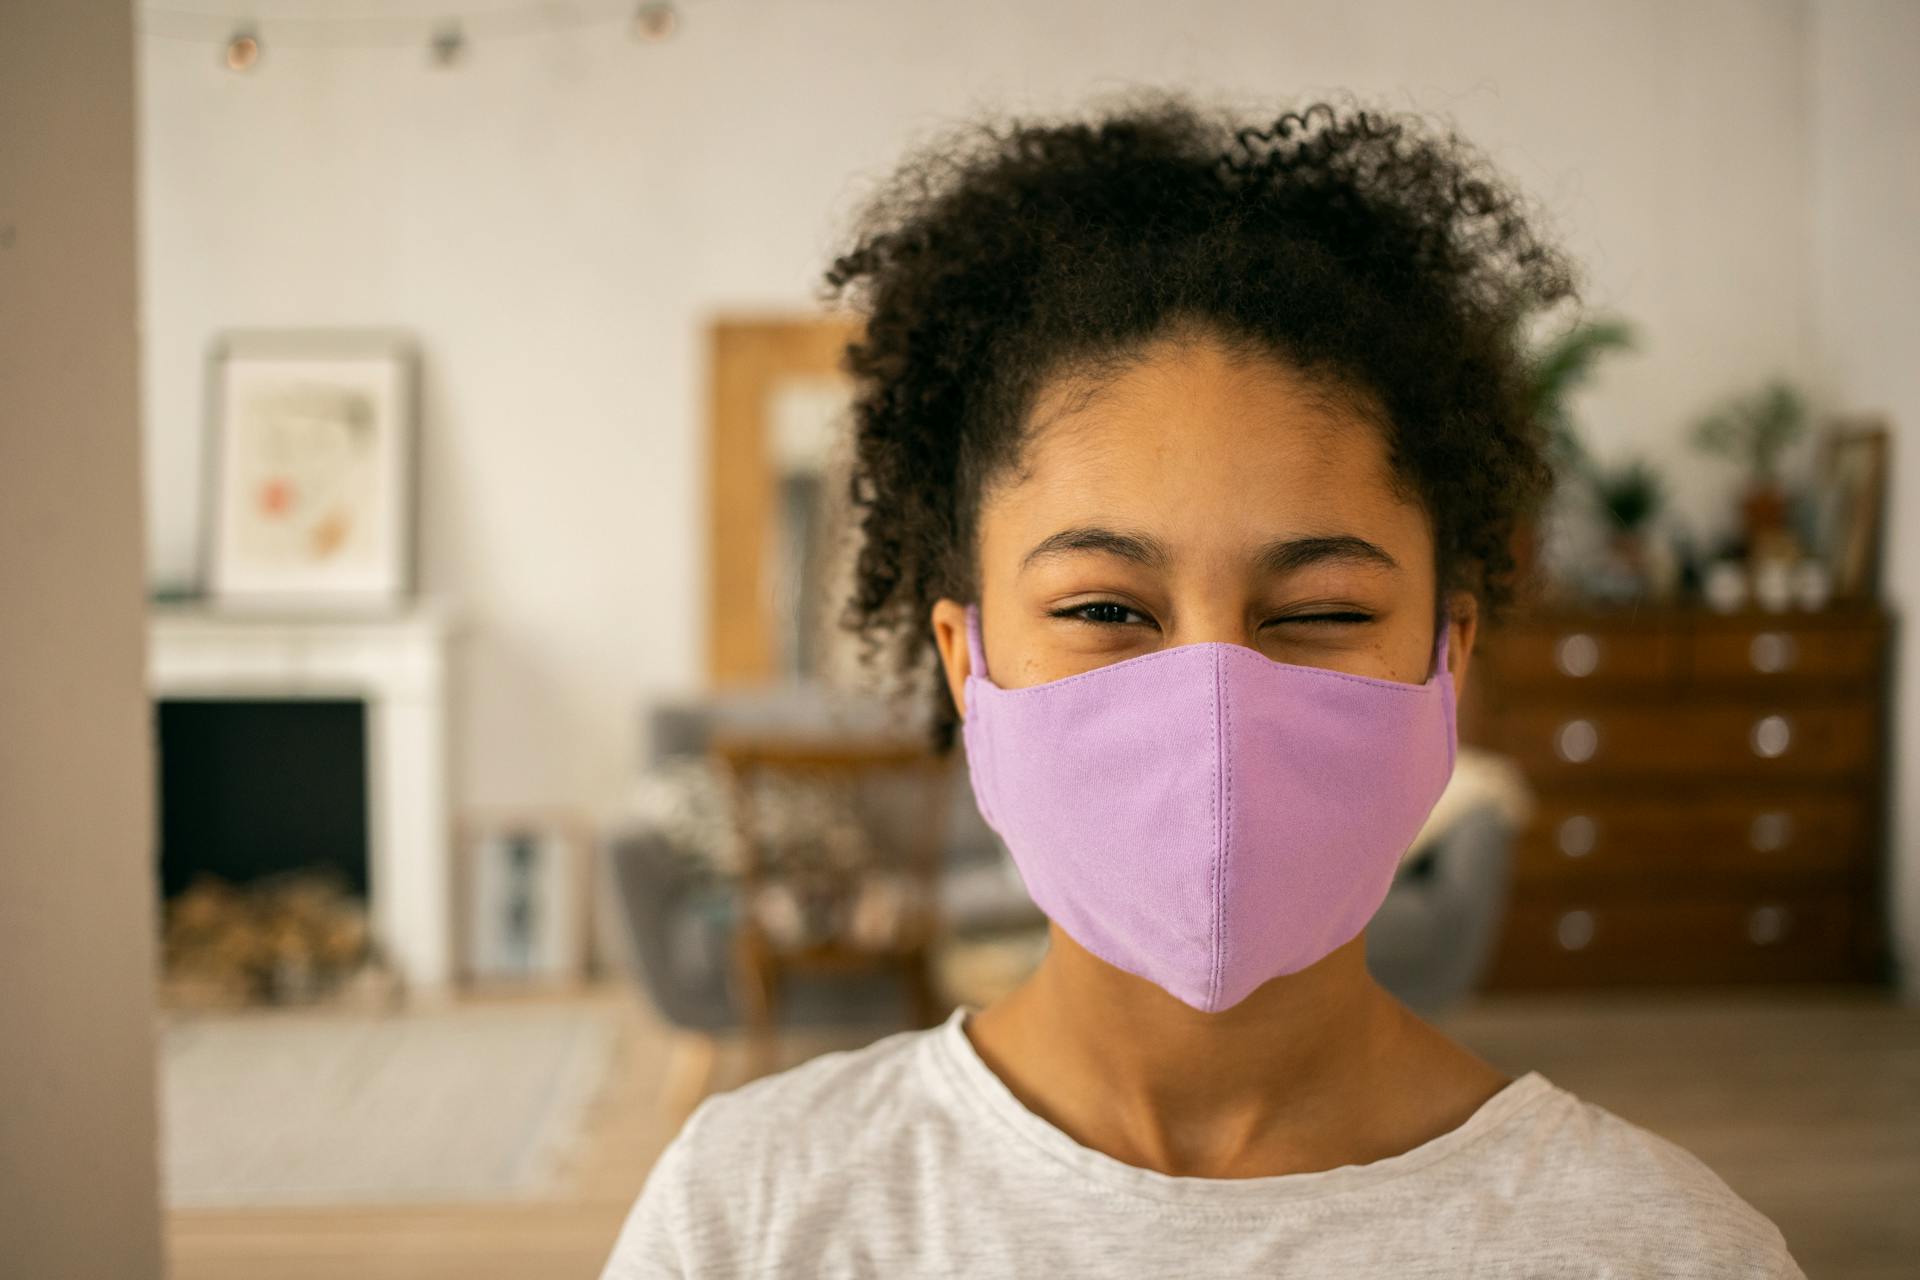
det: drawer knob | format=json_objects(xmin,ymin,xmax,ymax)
[
  {"xmin": 1750, "ymin": 714, "xmax": 1793, "ymax": 759},
  {"xmin": 1555, "ymin": 719, "xmax": 1599, "ymax": 764},
  {"xmin": 1557, "ymin": 815, "xmax": 1598, "ymax": 858},
  {"xmin": 1746, "ymin": 904, "xmax": 1792, "ymax": 946},
  {"xmin": 1749, "ymin": 811, "xmax": 1793, "ymax": 853},
  {"xmin": 1555, "ymin": 633, "xmax": 1601, "ymax": 678},
  {"xmin": 1556, "ymin": 909, "xmax": 1597, "ymax": 951},
  {"xmin": 1749, "ymin": 631, "xmax": 1799, "ymax": 674}
]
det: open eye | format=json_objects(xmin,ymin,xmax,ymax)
[{"xmin": 1049, "ymin": 601, "xmax": 1150, "ymax": 627}]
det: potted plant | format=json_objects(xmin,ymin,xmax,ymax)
[
  {"xmin": 1515, "ymin": 317, "xmax": 1638, "ymax": 594},
  {"xmin": 1689, "ymin": 380, "xmax": 1808, "ymax": 543},
  {"xmin": 1527, "ymin": 317, "xmax": 1638, "ymax": 489},
  {"xmin": 1567, "ymin": 453, "xmax": 1670, "ymax": 602},
  {"xmin": 1591, "ymin": 455, "xmax": 1665, "ymax": 584}
]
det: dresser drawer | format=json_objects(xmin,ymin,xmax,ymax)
[
  {"xmin": 1482, "ymin": 623, "xmax": 1679, "ymax": 688},
  {"xmin": 1516, "ymin": 792, "xmax": 1867, "ymax": 883},
  {"xmin": 1486, "ymin": 891, "xmax": 1857, "ymax": 987},
  {"xmin": 1489, "ymin": 701, "xmax": 1875, "ymax": 779},
  {"xmin": 1689, "ymin": 619, "xmax": 1884, "ymax": 685}
]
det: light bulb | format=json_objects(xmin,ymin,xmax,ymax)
[
  {"xmin": 224, "ymin": 29, "xmax": 261, "ymax": 71},
  {"xmin": 631, "ymin": 2, "xmax": 679, "ymax": 41},
  {"xmin": 430, "ymin": 22, "xmax": 466, "ymax": 67}
]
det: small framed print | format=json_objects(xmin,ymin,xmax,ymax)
[
  {"xmin": 457, "ymin": 810, "xmax": 594, "ymax": 987},
  {"xmin": 203, "ymin": 330, "xmax": 418, "ymax": 609},
  {"xmin": 1817, "ymin": 419, "xmax": 1890, "ymax": 602}
]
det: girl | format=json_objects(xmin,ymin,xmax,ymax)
[{"xmin": 603, "ymin": 94, "xmax": 1802, "ymax": 1278}]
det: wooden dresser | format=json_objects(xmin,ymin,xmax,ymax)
[{"xmin": 1462, "ymin": 604, "xmax": 1892, "ymax": 988}]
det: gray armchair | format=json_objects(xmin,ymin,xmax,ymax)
[
  {"xmin": 1367, "ymin": 803, "xmax": 1515, "ymax": 1017},
  {"xmin": 601, "ymin": 690, "xmax": 1039, "ymax": 1039}
]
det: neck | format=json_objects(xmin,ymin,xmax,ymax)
[{"xmin": 966, "ymin": 924, "xmax": 1417, "ymax": 1177}]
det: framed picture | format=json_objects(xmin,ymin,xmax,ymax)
[
  {"xmin": 1816, "ymin": 419, "xmax": 1889, "ymax": 602},
  {"xmin": 203, "ymin": 329, "xmax": 418, "ymax": 609},
  {"xmin": 705, "ymin": 315, "xmax": 862, "ymax": 686},
  {"xmin": 457, "ymin": 809, "xmax": 594, "ymax": 986}
]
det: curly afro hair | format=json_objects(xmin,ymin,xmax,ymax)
[{"xmin": 820, "ymin": 93, "xmax": 1577, "ymax": 752}]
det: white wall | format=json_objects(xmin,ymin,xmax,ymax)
[
  {"xmin": 140, "ymin": 1, "xmax": 1913, "ymax": 975},
  {"xmin": 0, "ymin": 3, "xmax": 165, "ymax": 1274},
  {"xmin": 137, "ymin": 0, "xmax": 1819, "ymax": 809},
  {"xmin": 1810, "ymin": 0, "xmax": 1920, "ymax": 995}
]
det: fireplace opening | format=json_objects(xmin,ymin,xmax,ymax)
[
  {"xmin": 157, "ymin": 698, "xmax": 387, "ymax": 1005},
  {"xmin": 159, "ymin": 698, "xmax": 369, "ymax": 896}
]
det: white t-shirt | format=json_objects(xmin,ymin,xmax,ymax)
[{"xmin": 600, "ymin": 1006, "xmax": 1805, "ymax": 1278}]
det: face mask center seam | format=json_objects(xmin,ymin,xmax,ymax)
[
  {"xmin": 1206, "ymin": 648, "xmax": 1218, "ymax": 1011},
  {"xmin": 1217, "ymin": 645, "xmax": 1234, "ymax": 1011}
]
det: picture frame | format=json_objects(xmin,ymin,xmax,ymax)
[
  {"xmin": 1816, "ymin": 419, "xmax": 1890, "ymax": 602},
  {"xmin": 706, "ymin": 314, "xmax": 862, "ymax": 686},
  {"xmin": 456, "ymin": 809, "xmax": 594, "ymax": 987},
  {"xmin": 202, "ymin": 329, "xmax": 419, "ymax": 610}
]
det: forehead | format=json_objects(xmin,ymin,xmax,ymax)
[{"xmin": 985, "ymin": 335, "xmax": 1418, "ymax": 554}]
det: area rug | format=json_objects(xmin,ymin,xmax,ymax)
[{"xmin": 162, "ymin": 1001, "xmax": 619, "ymax": 1206}]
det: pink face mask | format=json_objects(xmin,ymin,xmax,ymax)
[{"xmin": 959, "ymin": 601, "xmax": 1456, "ymax": 1013}]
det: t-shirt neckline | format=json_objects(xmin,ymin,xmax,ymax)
[{"xmin": 928, "ymin": 1003, "xmax": 1557, "ymax": 1209}]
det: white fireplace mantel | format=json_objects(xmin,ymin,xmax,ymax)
[{"xmin": 147, "ymin": 600, "xmax": 462, "ymax": 991}]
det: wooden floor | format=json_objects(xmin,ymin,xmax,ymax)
[
  {"xmin": 166, "ymin": 984, "xmax": 1920, "ymax": 1279},
  {"xmin": 166, "ymin": 987, "xmax": 677, "ymax": 1280}
]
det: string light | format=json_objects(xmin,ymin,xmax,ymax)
[
  {"xmin": 631, "ymin": 2, "xmax": 677, "ymax": 41},
  {"xmin": 223, "ymin": 27, "xmax": 261, "ymax": 71},
  {"xmin": 429, "ymin": 21, "xmax": 468, "ymax": 66},
  {"xmin": 140, "ymin": 1, "xmax": 683, "ymax": 64}
]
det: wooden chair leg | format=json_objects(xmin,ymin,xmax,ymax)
[
  {"xmin": 903, "ymin": 947, "xmax": 941, "ymax": 1029},
  {"xmin": 734, "ymin": 928, "xmax": 780, "ymax": 1080},
  {"xmin": 661, "ymin": 1030, "xmax": 718, "ymax": 1127},
  {"xmin": 746, "ymin": 991, "xmax": 781, "ymax": 1079}
]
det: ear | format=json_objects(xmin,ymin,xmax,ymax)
[
  {"xmin": 1444, "ymin": 590, "xmax": 1478, "ymax": 694},
  {"xmin": 930, "ymin": 597, "xmax": 973, "ymax": 720}
]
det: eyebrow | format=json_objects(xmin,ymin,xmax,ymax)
[{"xmin": 1019, "ymin": 526, "xmax": 1400, "ymax": 575}]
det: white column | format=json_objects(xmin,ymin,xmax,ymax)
[{"xmin": 368, "ymin": 632, "xmax": 454, "ymax": 990}]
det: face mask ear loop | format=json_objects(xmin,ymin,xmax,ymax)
[
  {"xmin": 1428, "ymin": 587, "xmax": 1451, "ymax": 690},
  {"xmin": 1432, "ymin": 605, "xmax": 1459, "ymax": 772},
  {"xmin": 964, "ymin": 602, "xmax": 992, "ymax": 685}
]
